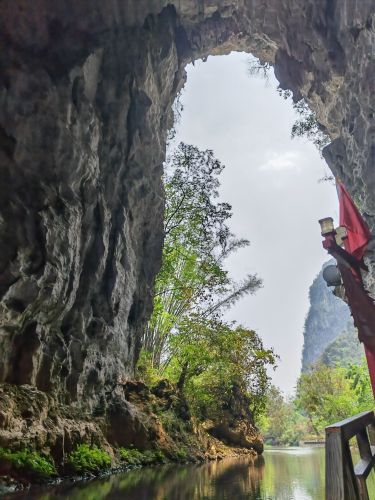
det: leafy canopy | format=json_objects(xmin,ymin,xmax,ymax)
[
  {"xmin": 295, "ymin": 360, "xmax": 373, "ymax": 437},
  {"xmin": 143, "ymin": 143, "xmax": 262, "ymax": 368},
  {"xmin": 139, "ymin": 142, "xmax": 275, "ymax": 425}
]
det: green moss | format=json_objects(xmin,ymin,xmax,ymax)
[
  {"xmin": 66, "ymin": 444, "xmax": 111, "ymax": 474},
  {"xmin": 119, "ymin": 448, "xmax": 166, "ymax": 466},
  {"xmin": 0, "ymin": 447, "xmax": 56, "ymax": 478}
]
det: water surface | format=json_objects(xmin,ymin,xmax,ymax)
[
  {"xmin": 10, "ymin": 446, "xmax": 375, "ymax": 499},
  {"xmin": 8, "ymin": 447, "xmax": 330, "ymax": 500}
]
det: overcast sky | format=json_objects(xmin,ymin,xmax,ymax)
[{"xmin": 172, "ymin": 52, "xmax": 339, "ymax": 395}]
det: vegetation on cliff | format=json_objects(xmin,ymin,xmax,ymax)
[
  {"xmin": 320, "ymin": 323, "xmax": 363, "ymax": 367},
  {"xmin": 0, "ymin": 448, "xmax": 56, "ymax": 480},
  {"xmin": 66, "ymin": 445, "xmax": 111, "ymax": 474},
  {"xmin": 248, "ymin": 57, "xmax": 330, "ymax": 153}
]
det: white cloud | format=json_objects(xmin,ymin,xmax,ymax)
[{"xmin": 259, "ymin": 151, "xmax": 301, "ymax": 172}]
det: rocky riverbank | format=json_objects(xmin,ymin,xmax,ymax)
[{"xmin": 0, "ymin": 380, "xmax": 261, "ymax": 494}]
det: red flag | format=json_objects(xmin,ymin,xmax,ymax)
[{"xmin": 337, "ymin": 180, "xmax": 371, "ymax": 260}]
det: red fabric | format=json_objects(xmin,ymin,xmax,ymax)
[
  {"xmin": 337, "ymin": 181, "xmax": 371, "ymax": 260},
  {"xmin": 365, "ymin": 347, "xmax": 375, "ymax": 398},
  {"xmin": 336, "ymin": 260, "xmax": 375, "ymax": 397}
]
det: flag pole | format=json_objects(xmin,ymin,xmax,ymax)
[{"xmin": 319, "ymin": 180, "xmax": 375, "ymax": 398}]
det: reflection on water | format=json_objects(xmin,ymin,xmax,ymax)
[
  {"xmin": 9, "ymin": 448, "xmax": 329, "ymax": 500},
  {"xmin": 9, "ymin": 446, "xmax": 375, "ymax": 499}
]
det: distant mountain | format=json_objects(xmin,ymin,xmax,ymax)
[
  {"xmin": 320, "ymin": 322, "xmax": 363, "ymax": 367},
  {"xmin": 301, "ymin": 260, "xmax": 354, "ymax": 371}
]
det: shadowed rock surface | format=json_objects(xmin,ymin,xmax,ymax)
[{"xmin": 0, "ymin": 0, "xmax": 375, "ymax": 456}]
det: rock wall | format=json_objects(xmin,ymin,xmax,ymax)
[{"xmin": 1, "ymin": 0, "xmax": 375, "ymax": 409}]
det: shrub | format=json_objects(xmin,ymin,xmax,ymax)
[
  {"xmin": 0, "ymin": 447, "xmax": 56, "ymax": 478},
  {"xmin": 66, "ymin": 444, "xmax": 111, "ymax": 474},
  {"xmin": 142, "ymin": 450, "xmax": 166, "ymax": 464},
  {"xmin": 119, "ymin": 448, "xmax": 166, "ymax": 466},
  {"xmin": 151, "ymin": 450, "xmax": 166, "ymax": 464},
  {"xmin": 169, "ymin": 449, "xmax": 188, "ymax": 462},
  {"xmin": 119, "ymin": 448, "xmax": 143, "ymax": 466}
]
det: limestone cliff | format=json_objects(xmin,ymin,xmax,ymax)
[
  {"xmin": 1, "ymin": 0, "xmax": 375, "ymax": 452},
  {"xmin": 320, "ymin": 323, "xmax": 363, "ymax": 367},
  {"xmin": 301, "ymin": 261, "xmax": 353, "ymax": 370}
]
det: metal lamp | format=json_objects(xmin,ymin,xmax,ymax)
[
  {"xmin": 323, "ymin": 265, "xmax": 342, "ymax": 287},
  {"xmin": 318, "ymin": 217, "xmax": 335, "ymax": 236}
]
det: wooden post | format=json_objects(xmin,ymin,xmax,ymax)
[
  {"xmin": 326, "ymin": 411, "xmax": 375, "ymax": 499},
  {"xmin": 325, "ymin": 428, "xmax": 359, "ymax": 499},
  {"xmin": 326, "ymin": 429, "xmax": 345, "ymax": 499}
]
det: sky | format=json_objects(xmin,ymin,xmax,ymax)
[{"xmin": 172, "ymin": 52, "xmax": 339, "ymax": 395}]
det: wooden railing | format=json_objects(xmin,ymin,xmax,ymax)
[{"xmin": 326, "ymin": 410, "xmax": 375, "ymax": 499}]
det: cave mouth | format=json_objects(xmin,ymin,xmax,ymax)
[
  {"xmin": 168, "ymin": 51, "xmax": 338, "ymax": 394},
  {"xmin": 0, "ymin": 1, "xmax": 373, "ymax": 407}
]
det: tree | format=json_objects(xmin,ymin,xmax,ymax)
[
  {"xmin": 295, "ymin": 362, "xmax": 372, "ymax": 438},
  {"xmin": 346, "ymin": 359, "xmax": 374, "ymax": 411},
  {"xmin": 260, "ymin": 386, "xmax": 310, "ymax": 446},
  {"xmin": 164, "ymin": 315, "xmax": 277, "ymax": 421},
  {"xmin": 138, "ymin": 142, "xmax": 276, "ymax": 428},
  {"xmin": 290, "ymin": 99, "xmax": 330, "ymax": 151},
  {"xmin": 143, "ymin": 143, "xmax": 261, "ymax": 367}
]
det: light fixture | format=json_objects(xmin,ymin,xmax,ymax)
[
  {"xmin": 335, "ymin": 226, "xmax": 348, "ymax": 246},
  {"xmin": 323, "ymin": 265, "xmax": 342, "ymax": 287},
  {"xmin": 318, "ymin": 217, "xmax": 335, "ymax": 236}
]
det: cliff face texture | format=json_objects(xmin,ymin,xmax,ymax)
[
  {"xmin": 1, "ymin": 1, "xmax": 375, "ymax": 417},
  {"xmin": 301, "ymin": 261, "xmax": 353, "ymax": 371}
]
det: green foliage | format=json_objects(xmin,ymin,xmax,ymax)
[
  {"xmin": 260, "ymin": 359, "xmax": 374, "ymax": 445},
  {"xmin": 320, "ymin": 326, "xmax": 363, "ymax": 368},
  {"xmin": 164, "ymin": 315, "xmax": 277, "ymax": 421},
  {"xmin": 145, "ymin": 143, "xmax": 261, "ymax": 367},
  {"xmin": 0, "ymin": 447, "xmax": 56, "ymax": 478},
  {"xmin": 142, "ymin": 142, "xmax": 262, "ymax": 369},
  {"xmin": 119, "ymin": 448, "xmax": 166, "ymax": 466},
  {"xmin": 136, "ymin": 350, "xmax": 163, "ymax": 386},
  {"xmin": 66, "ymin": 444, "xmax": 111, "ymax": 474},
  {"xmin": 346, "ymin": 360, "xmax": 374, "ymax": 410},
  {"xmin": 290, "ymin": 99, "xmax": 330, "ymax": 151},
  {"xmin": 168, "ymin": 449, "xmax": 188, "ymax": 462},
  {"xmin": 119, "ymin": 448, "xmax": 144, "ymax": 466},
  {"xmin": 137, "ymin": 142, "xmax": 276, "ymax": 430},
  {"xmin": 259, "ymin": 386, "xmax": 310, "ymax": 446},
  {"xmin": 295, "ymin": 361, "xmax": 373, "ymax": 437}
]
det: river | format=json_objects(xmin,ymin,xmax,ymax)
[{"xmin": 6, "ymin": 447, "xmax": 375, "ymax": 499}]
